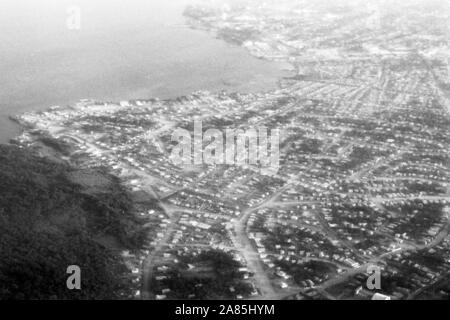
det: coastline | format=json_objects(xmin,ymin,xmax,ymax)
[{"xmin": 1, "ymin": 18, "xmax": 290, "ymax": 144}]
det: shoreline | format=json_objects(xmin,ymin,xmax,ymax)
[
  {"xmin": 0, "ymin": 0, "xmax": 293, "ymax": 145},
  {"xmin": 4, "ymin": 70, "xmax": 291, "ymax": 146}
]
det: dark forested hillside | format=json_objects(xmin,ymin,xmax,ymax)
[{"xmin": 0, "ymin": 145, "xmax": 147, "ymax": 299}]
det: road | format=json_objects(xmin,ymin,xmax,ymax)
[
  {"xmin": 141, "ymin": 208, "xmax": 179, "ymax": 300},
  {"xmin": 314, "ymin": 212, "xmax": 450, "ymax": 299},
  {"xmin": 229, "ymin": 183, "xmax": 295, "ymax": 299}
]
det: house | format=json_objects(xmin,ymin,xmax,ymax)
[{"xmin": 371, "ymin": 293, "xmax": 391, "ymax": 300}]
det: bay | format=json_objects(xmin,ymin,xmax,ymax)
[{"xmin": 0, "ymin": 0, "xmax": 289, "ymax": 142}]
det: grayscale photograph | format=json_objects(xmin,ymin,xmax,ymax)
[{"xmin": 0, "ymin": 0, "xmax": 449, "ymax": 305}]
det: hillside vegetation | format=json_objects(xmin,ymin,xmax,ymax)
[{"xmin": 0, "ymin": 145, "xmax": 147, "ymax": 299}]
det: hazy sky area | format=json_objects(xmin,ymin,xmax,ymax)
[{"xmin": 0, "ymin": 0, "xmax": 289, "ymax": 142}]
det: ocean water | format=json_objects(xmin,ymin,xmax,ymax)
[{"xmin": 0, "ymin": 0, "xmax": 289, "ymax": 143}]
